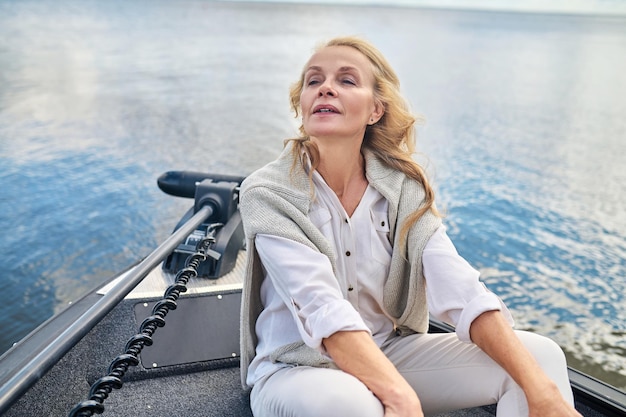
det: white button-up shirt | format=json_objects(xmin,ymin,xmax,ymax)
[{"xmin": 247, "ymin": 170, "xmax": 512, "ymax": 386}]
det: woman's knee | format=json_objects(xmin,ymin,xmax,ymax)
[
  {"xmin": 515, "ymin": 331, "xmax": 567, "ymax": 370},
  {"xmin": 514, "ymin": 330, "xmax": 573, "ymax": 403},
  {"xmin": 318, "ymin": 387, "xmax": 383, "ymax": 417},
  {"xmin": 251, "ymin": 367, "xmax": 384, "ymax": 417}
]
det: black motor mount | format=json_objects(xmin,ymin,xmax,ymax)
[{"xmin": 158, "ymin": 171, "xmax": 246, "ymax": 279}]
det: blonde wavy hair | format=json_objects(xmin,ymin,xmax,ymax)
[{"xmin": 287, "ymin": 36, "xmax": 440, "ymax": 240}]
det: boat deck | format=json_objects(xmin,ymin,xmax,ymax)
[{"xmin": 2, "ymin": 253, "xmax": 618, "ymax": 416}]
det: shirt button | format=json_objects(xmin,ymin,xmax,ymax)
[
  {"xmin": 348, "ymin": 286, "xmax": 354, "ymax": 291},
  {"xmin": 381, "ymin": 221, "xmax": 385, "ymax": 227},
  {"xmin": 345, "ymin": 251, "xmax": 351, "ymax": 256}
]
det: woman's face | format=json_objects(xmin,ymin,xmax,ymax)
[{"xmin": 300, "ymin": 45, "xmax": 383, "ymax": 143}]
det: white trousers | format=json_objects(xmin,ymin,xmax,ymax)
[{"xmin": 250, "ymin": 331, "xmax": 574, "ymax": 417}]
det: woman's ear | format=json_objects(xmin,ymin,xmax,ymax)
[{"xmin": 369, "ymin": 101, "xmax": 385, "ymax": 125}]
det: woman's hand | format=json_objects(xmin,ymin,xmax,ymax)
[
  {"xmin": 382, "ymin": 388, "xmax": 424, "ymax": 417},
  {"xmin": 526, "ymin": 380, "xmax": 582, "ymax": 417},
  {"xmin": 470, "ymin": 311, "xmax": 582, "ymax": 417},
  {"xmin": 377, "ymin": 377, "xmax": 424, "ymax": 417},
  {"xmin": 324, "ymin": 330, "xmax": 424, "ymax": 417}
]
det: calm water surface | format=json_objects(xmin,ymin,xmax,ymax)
[{"xmin": 0, "ymin": 0, "xmax": 625, "ymax": 390}]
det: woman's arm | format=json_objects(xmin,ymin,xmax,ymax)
[
  {"xmin": 323, "ymin": 331, "xmax": 424, "ymax": 417},
  {"xmin": 470, "ymin": 311, "xmax": 582, "ymax": 417},
  {"xmin": 423, "ymin": 226, "xmax": 515, "ymax": 342}
]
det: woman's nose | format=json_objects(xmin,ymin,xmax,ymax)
[{"xmin": 318, "ymin": 82, "xmax": 336, "ymax": 97}]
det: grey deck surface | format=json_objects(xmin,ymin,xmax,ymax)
[{"xmin": 105, "ymin": 366, "xmax": 253, "ymax": 417}]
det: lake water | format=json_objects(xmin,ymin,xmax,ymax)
[{"xmin": 0, "ymin": 0, "xmax": 624, "ymax": 390}]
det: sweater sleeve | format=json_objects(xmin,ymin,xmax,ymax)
[
  {"xmin": 256, "ymin": 234, "xmax": 371, "ymax": 351},
  {"xmin": 423, "ymin": 225, "xmax": 515, "ymax": 343}
]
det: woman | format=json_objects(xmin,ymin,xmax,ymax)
[{"xmin": 239, "ymin": 36, "xmax": 581, "ymax": 417}]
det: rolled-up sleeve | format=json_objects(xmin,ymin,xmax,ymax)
[
  {"xmin": 255, "ymin": 234, "xmax": 370, "ymax": 350},
  {"xmin": 423, "ymin": 226, "xmax": 514, "ymax": 343}
]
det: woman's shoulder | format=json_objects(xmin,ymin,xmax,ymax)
[
  {"xmin": 240, "ymin": 151, "xmax": 312, "ymax": 216},
  {"xmin": 241, "ymin": 159, "xmax": 305, "ymax": 195}
]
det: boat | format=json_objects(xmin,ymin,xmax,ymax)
[{"xmin": 0, "ymin": 172, "xmax": 624, "ymax": 417}]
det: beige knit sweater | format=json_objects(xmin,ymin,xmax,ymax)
[{"xmin": 238, "ymin": 143, "xmax": 442, "ymax": 388}]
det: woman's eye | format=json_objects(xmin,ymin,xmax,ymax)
[
  {"xmin": 341, "ymin": 78, "xmax": 356, "ymax": 85},
  {"xmin": 307, "ymin": 79, "xmax": 320, "ymax": 86}
]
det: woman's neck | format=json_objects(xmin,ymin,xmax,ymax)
[{"xmin": 313, "ymin": 138, "xmax": 368, "ymax": 215}]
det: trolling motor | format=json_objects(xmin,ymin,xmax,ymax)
[
  {"xmin": 66, "ymin": 171, "xmax": 247, "ymax": 417},
  {"xmin": 157, "ymin": 171, "xmax": 246, "ymax": 279}
]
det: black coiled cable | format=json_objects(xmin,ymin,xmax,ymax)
[{"xmin": 67, "ymin": 224, "xmax": 222, "ymax": 417}]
